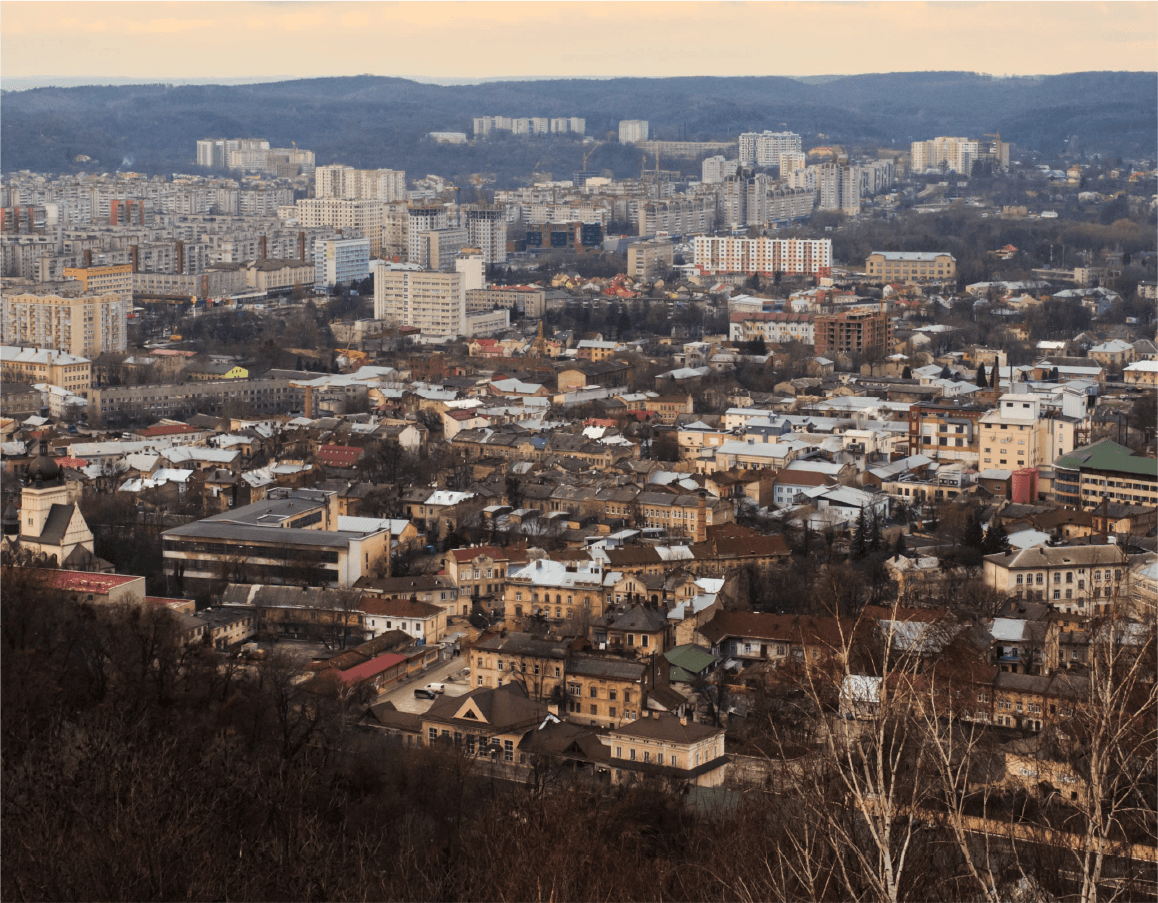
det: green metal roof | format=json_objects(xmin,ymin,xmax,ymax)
[
  {"xmin": 664, "ymin": 643, "xmax": 717, "ymax": 676},
  {"xmin": 1054, "ymin": 439, "xmax": 1157, "ymax": 479}
]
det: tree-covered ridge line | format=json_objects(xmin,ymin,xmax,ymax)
[{"xmin": 3, "ymin": 71, "xmax": 1154, "ymax": 178}]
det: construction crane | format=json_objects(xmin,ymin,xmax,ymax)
[{"xmin": 581, "ymin": 140, "xmax": 603, "ymax": 172}]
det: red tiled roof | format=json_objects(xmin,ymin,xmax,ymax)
[
  {"xmin": 43, "ymin": 570, "xmax": 142, "ymax": 594},
  {"xmin": 331, "ymin": 652, "xmax": 409, "ymax": 685},
  {"xmin": 54, "ymin": 456, "xmax": 89, "ymax": 469},
  {"xmin": 774, "ymin": 470, "xmax": 830, "ymax": 487},
  {"xmin": 361, "ymin": 597, "xmax": 444, "ymax": 619},
  {"xmin": 317, "ymin": 445, "xmax": 364, "ymax": 467},
  {"xmin": 137, "ymin": 424, "xmax": 200, "ymax": 437}
]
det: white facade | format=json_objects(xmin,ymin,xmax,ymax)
[
  {"xmin": 738, "ymin": 131, "xmax": 802, "ymax": 166},
  {"xmin": 314, "ymin": 237, "xmax": 370, "ymax": 290},
  {"xmin": 693, "ymin": 237, "xmax": 832, "ymax": 277},
  {"xmin": 910, "ymin": 137, "xmax": 980, "ymax": 174},
  {"xmin": 315, "ymin": 165, "xmax": 407, "ymax": 202},
  {"xmin": 374, "ymin": 267, "xmax": 467, "ymax": 335},
  {"xmin": 619, "ymin": 120, "xmax": 650, "ymax": 144},
  {"xmin": 701, "ymin": 155, "xmax": 740, "ymax": 184}
]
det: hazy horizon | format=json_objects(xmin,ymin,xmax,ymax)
[{"xmin": 3, "ymin": 2, "xmax": 1155, "ymax": 82}]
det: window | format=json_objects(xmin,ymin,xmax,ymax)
[
  {"xmin": 609, "ymin": 690, "xmax": 617, "ymax": 701},
  {"xmin": 428, "ymin": 728, "xmax": 438, "ymax": 743},
  {"xmin": 609, "ymin": 707, "xmax": 616, "ymax": 718},
  {"xmin": 629, "ymin": 749, "xmax": 636, "ymax": 760},
  {"xmin": 503, "ymin": 739, "xmax": 513, "ymax": 762}
]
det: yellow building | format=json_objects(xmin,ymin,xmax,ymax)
[
  {"xmin": 607, "ymin": 711, "xmax": 728, "ymax": 786},
  {"xmin": 865, "ymin": 251, "xmax": 956, "ymax": 283},
  {"xmin": 61, "ymin": 264, "xmax": 133, "ymax": 297},
  {"xmin": 187, "ymin": 362, "xmax": 249, "ymax": 380},
  {"xmin": 1, "ymin": 283, "xmax": 129, "ymax": 357},
  {"xmin": 0, "ymin": 345, "xmax": 92, "ymax": 394}
]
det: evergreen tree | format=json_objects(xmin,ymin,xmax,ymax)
[
  {"xmin": 851, "ymin": 508, "xmax": 868, "ymax": 561},
  {"xmin": 959, "ymin": 514, "xmax": 986, "ymax": 568},
  {"xmin": 939, "ymin": 365, "xmax": 952, "ymax": 379},
  {"xmin": 982, "ymin": 521, "xmax": 1012, "ymax": 555},
  {"xmin": 975, "ymin": 363, "xmax": 987, "ymax": 387},
  {"xmin": 901, "ymin": 366, "xmax": 912, "ymax": 379},
  {"xmin": 868, "ymin": 510, "xmax": 883, "ymax": 553},
  {"xmin": 892, "ymin": 531, "xmax": 907, "ymax": 558},
  {"xmin": 991, "ymin": 359, "xmax": 1000, "ymax": 388}
]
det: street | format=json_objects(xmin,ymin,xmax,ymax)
[{"xmin": 376, "ymin": 655, "xmax": 472, "ymax": 714}]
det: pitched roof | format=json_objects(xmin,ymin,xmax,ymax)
[
  {"xmin": 317, "ymin": 445, "xmax": 364, "ymax": 468},
  {"xmin": 610, "ymin": 711, "xmax": 720, "ymax": 744}
]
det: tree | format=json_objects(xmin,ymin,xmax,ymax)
[
  {"xmin": 891, "ymin": 531, "xmax": 907, "ymax": 558},
  {"xmin": 981, "ymin": 521, "xmax": 1011, "ymax": 555},
  {"xmin": 975, "ymin": 362, "xmax": 987, "ymax": 387},
  {"xmin": 850, "ymin": 508, "xmax": 868, "ymax": 561},
  {"xmin": 901, "ymin": 366, "xmax": 912, "ymax": 380}
]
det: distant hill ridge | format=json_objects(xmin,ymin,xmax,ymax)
[{"xmin": 2, "ymin": 71, "xmax": 1153, "ymax": 179}]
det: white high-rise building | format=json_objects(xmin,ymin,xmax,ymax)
[
  {"xmin": 314, "ymin": 237, "xmax": 370, "ymax": 290},
  {"xmin": 374, "ymin": 267, "xmax": 466, "ymax": 335},
  {"xmin": 702, "ymin": 155, "xmax": 740, "ymax": 184},
  {"xmin": 779, "ymin": 152, "xmax": 807, "ymax": 177},
  {"xmin": 910, "ymin": 137, "xmax": 980, "ymax": 174},
  {"xmin": 407, "ymin": 204, "xmax": 448, "ymax": 264},
  {"xmin": 619, "ymin": 120, "xmax": 650, "ymax": 144},
  {"xmin": 315, "ymin": 166, "xmax": 407, "ymax": 202},
  {"xmin": 738, "ymin": 131, "xmax": 802, "ymax": 167},
  {"xmin": 464, "ymin": 205, "xmax": 508, "ymax": 265}
]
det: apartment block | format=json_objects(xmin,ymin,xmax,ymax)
[
  {"xmin": 314, "ymin": 237, "xmax": 370, "ymax": 290},
  {"xmin": 374, "ymin": 267, "xmax": 466, "ymax": 335},
  {"xmin": 910, "ymin": 137, "xmax": 980, "ymax": 175},
  {"xmin": 692, "ymin": 236, "xmax": 832, "ymax": 277},
  {"xmin": 295, "ymin": 198, "xmax": 389, "ymax": 255},
  {"xmin": 1, "ymin": 282, "xmax": 129, "ymax": 357},
  {"xmin": 627, "ymin": 240, "xmax": 675, "ymax": 280},
  {"xmin": 813, "ymin": 307, "xmax": 892, "ymax": 358},
  {"xmin": 701, "ymin": 155, "xmax": 740, "ymax": 184},
  {"xmin": 314, "ymin": 165, "xmax": 407, "ymax": 202},
  {"xmin": 463, "ymin": 205, "xmax": 508, "ymax": 265},
  {"xmin": 738, "ymin": 131, "xmax": 802, "ymax": 167},
  {"xmin": 728, "ymin": 311, "xmax": 816, "ymax": 345},
  {"xmin": 618, "ymin": 120, "xmax": 650, "ymax": 144},
  {"xmin": 977, "ymin": 394, "xmax": 1080, "ymax": 471}
]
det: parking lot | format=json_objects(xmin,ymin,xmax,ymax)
[{"xmin": 376, "ymin": 657, "xmax": 473, "ymax": 714}]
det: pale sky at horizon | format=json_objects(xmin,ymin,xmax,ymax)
[{"xmin": 2, "ymin": 1, "xmax": 1155, "ymax": 82}]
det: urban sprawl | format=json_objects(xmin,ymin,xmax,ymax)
[{"xmin": 3, "ymin": 117, "xmax": 1157, "ymax": 901}]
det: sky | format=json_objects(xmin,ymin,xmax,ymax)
[{"xmin": 2, "ymin": 1, "xmax": 1155, "ymax": 84}]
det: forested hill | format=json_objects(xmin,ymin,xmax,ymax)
[{"xmin": 2, "ymin": 71, "xmax": 1154, "ymax": 181}]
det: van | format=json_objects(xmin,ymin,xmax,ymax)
[{"xmin": 424, "ymin": 683, "xmax": 446, "ymax": 695}]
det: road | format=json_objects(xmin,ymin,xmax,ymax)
[{"xmin": 376, "ymin": 655, "xmax": 473, "ymax": 714}]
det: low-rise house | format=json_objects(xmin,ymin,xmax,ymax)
[
  {"xmin": 360, "ymin": 596, "xmax": 447, "ymax": 644},
  {"xmin": 983, "ymin": 543, "xmax": 1131, "ymax": 615},
  {"xmin": 607, "ymin": 711, "xmax": 728, "ymax": 787}
]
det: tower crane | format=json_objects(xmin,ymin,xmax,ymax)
[{"xmin": 581, "ymin": 140, "xmax": 603, "ymax": 172}]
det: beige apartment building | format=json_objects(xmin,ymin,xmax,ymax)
[
  {"xmin": 978, "ymin": 394, "xmax": 1080, "ymax": 470},
  {"xmin": 627, "ymin": 240, "xmax": 675, "ymax": 280},
  {"xmin": 1, "ymin": 282, "xmax": 129, "ymax": 357},
  {"xmin": 294, "ymin": 198, "xmax": 388, "ymax": 256},
  {"xmin": 0, "ymin": 345, "xmax": 92, "ymax": 394},
  {"xmin": 374, "ymin": 268, "xmax": 466, "ymax": 335},
  {"xmin": 865, "ymin": 251, "xmax": 956, "ymax": 283},
  {"xmin": 60, "ymin": 264, "xmax": 133, "ymax": 297}
]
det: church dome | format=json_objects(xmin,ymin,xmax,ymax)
[
  {"xmin": 26, "ymin": 443, "xmax": 62, "ymax": 486},
  {"xmin": 2, "ymin": 503, "xmax": 18, "ymax": 536}
]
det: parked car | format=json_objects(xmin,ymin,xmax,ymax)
[
  {"xmin": 414, "ymin": 688, "xmax": 437, "ymax": 700},
  {"xmin": 424, "ymin": 683, "xmax": 446, "ymax": 694}
]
